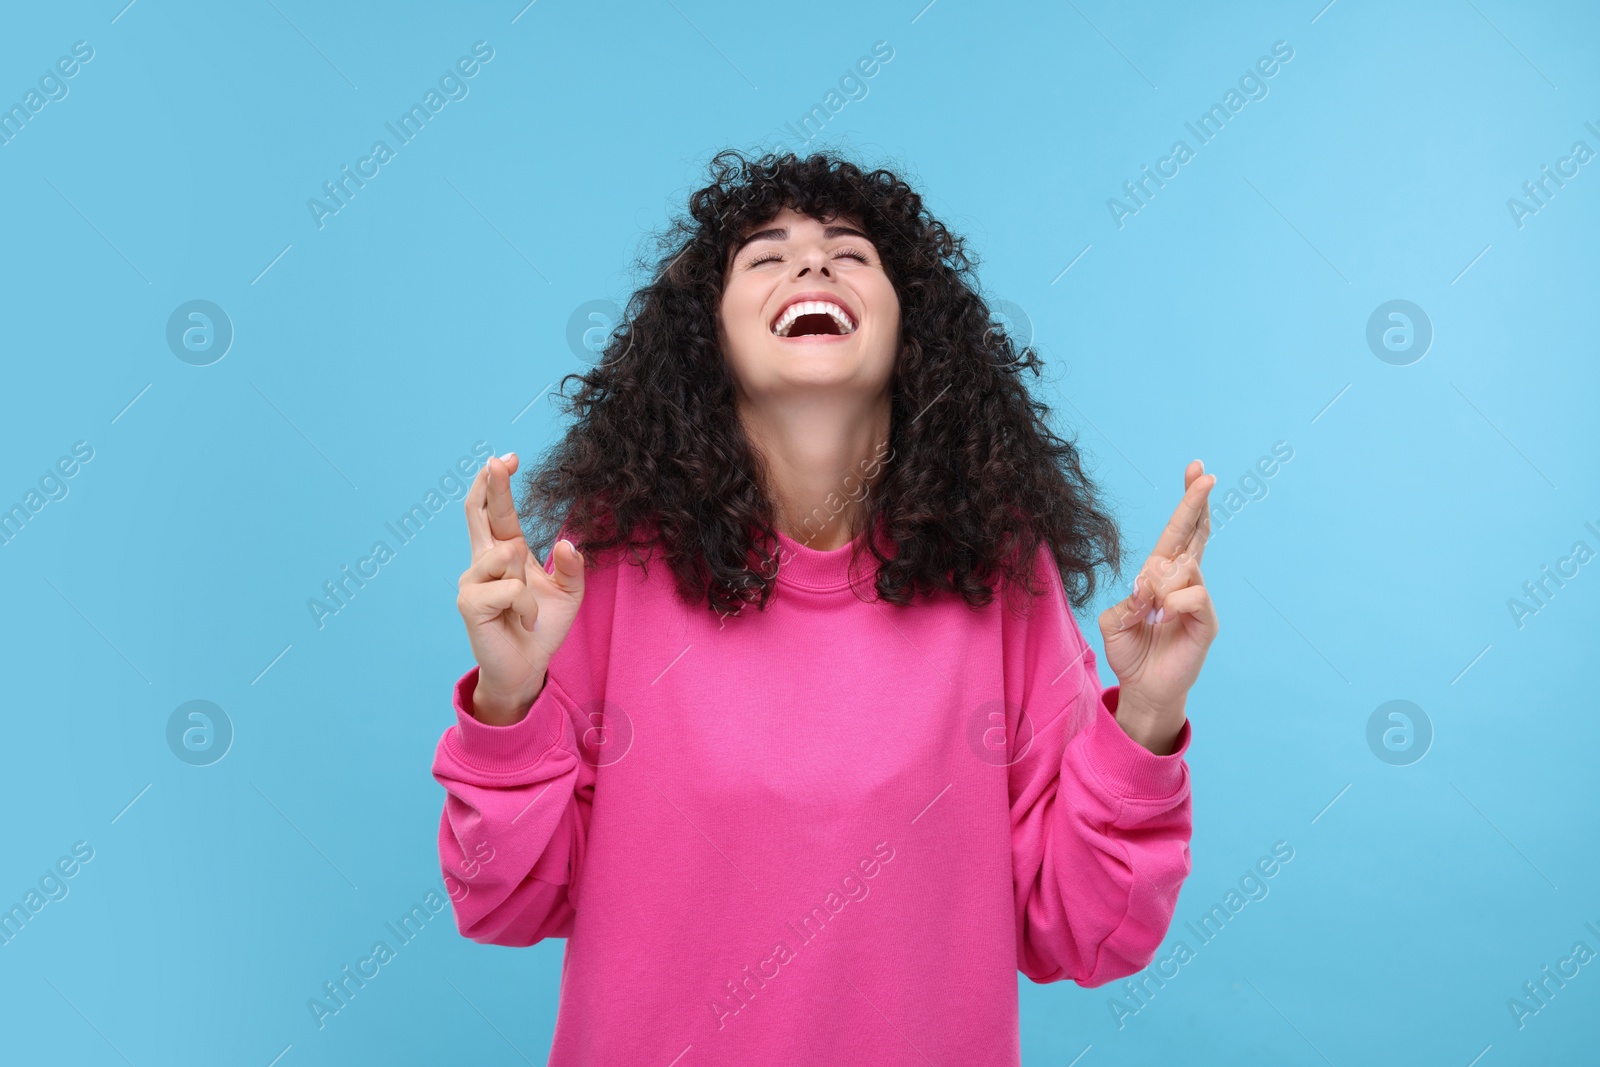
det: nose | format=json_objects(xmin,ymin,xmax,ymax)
[{"xmin": 792, "ymin": 246, "xmax": 832, "ymax": 279}]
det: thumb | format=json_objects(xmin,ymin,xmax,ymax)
[{"xmin": 546, "ymin": 538, "xmax": 586, "ymax": 592}]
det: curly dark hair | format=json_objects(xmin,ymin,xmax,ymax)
[{"xmin": 517, "ymin": 147, "xmax": 1125, "ymax": 619}]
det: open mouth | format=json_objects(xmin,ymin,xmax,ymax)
[{"xmin": 770, "ymin": 299, "xmax": 858, "ymax": 338}]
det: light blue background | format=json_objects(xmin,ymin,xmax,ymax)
[{"xmin": 2, "ymin": 0, "xmax": 1596, "ymax": 1063}]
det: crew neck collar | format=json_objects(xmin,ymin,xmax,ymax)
[{"xmin": 773, "ymin": 517, "xmax": 890, "ymax": 593}]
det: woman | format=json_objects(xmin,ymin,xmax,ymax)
[{"xmin": 433, "ymin": 149, "xmax": 1218, "ymax": 1064}]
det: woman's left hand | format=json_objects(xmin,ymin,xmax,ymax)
[{"xmin": 1097, "ymin": 460, "xmax": 1220, "ymax": 754}]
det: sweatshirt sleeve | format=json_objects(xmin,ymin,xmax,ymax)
[
  {"xmin": 1004, "ymin": 543, "xmax": 1194, "ymax": 987},
  {"xmin": 430, "ymin": 528, "xmax": 615, "ymax": 947}
]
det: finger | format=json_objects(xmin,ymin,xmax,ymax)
[
  {"xmin": 464, "ymin": 464, "xmax": 494, "ymax": 556},
  {"xmin": 510, "ymin": 577, "xmax": 540, "ymax": 632},
  {"xmin": 1150, "ymin": 465, "xmax": 1217, "ymax": 562},
  {"xmin": 1182, "ymin": 460, "xmax": 1214, "ymax": 564},
  {"xmin": 486, "ymin": 453, "xmax": 523, "ymax": 543},
  {"xmin": 1132, "ymin": 465, "xmax": 1211, "ymax": 585},
  {"xmin": 1186, "ymin": 497, "xmax": 1214, "ymax": 566},
  {"xmin": 1103, "ymin": 573, "xmax": 1153, "ymax": 633},
  {"xmin": 457, "ymin": 577, "xmax": 527, "ymax": 623},
  {"xmin": 1144, "ymin": 551, "xmax": 1199, "ymax": 602},
  {"xmin": 1154, "ymin": 584, "xmax": 1218, "ymax": 635},
  {"xmin": 460, "ymin": 539, "xmax": 526, "ymax": 586}
]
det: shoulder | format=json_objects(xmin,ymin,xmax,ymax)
[{"xmin": 998, "ymin": 538, "xmax": 1094, "ymax": 660}]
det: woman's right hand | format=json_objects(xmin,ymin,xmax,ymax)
[{"xmin": 456, "ymin": 452, "xmax": 586, "ymax": 725}]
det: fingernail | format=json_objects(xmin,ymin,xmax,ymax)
[
  {"xmin": 499, "ymin": 452, "xmax": 515, "ymax": 462},
  {"xmin": 1155, "ymin": 607, "xmax": 1165, "ymax": 623},
  {"xmin": 1145, "ymin": 607, "xmax": 1158, "ymax": 625}
]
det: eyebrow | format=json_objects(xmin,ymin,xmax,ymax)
[{"xmin": 731, "ymin": 224, "xmax": 874, "ymax": 259}]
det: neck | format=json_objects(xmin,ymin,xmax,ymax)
[{"xmin": 739, "ymin": 394, "xmax": 892, "ymax": 551}]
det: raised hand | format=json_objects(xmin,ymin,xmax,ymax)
[
  {"xmin": 1097, "ymin": 460, "xmax": 1219, "ymax": 754},
  {"xmin": 456, "ymin": 452, "xmax": 586, "ymax": 725}
]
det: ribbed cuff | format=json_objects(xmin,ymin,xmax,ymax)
[
  {"xmin": 1081, "ymin": 685, "xmax": 1191, "ymax": 800},
  {"xmin": 446, "ymin": 665, "xmax": 575, "ymax": 775}
]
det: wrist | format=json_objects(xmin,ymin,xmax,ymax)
[
  {"xmin": 1112, "ymin": 687, "xmax": 1185, "ymax": 756},
  {"xmin": 471, "ymin": 671, "xmax": 546, "ymax": 726}
]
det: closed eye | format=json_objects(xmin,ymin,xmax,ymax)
[{"xmin": 744, "ymin": 246, "xmax": 874, "ymax": 268}]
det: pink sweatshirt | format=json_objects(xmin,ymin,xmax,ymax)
[{"xmin": 432, "ymin": 519, "xmax": 1193, "ymax": 1065}]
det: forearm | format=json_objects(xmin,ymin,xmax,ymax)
[
  {"xmin": 434, "ymin": 667, "xmax": 584, "ymax": 945},
  {"xmin": 1015, "ymin": 683, "xmax": 1194, "ymax": 986}
]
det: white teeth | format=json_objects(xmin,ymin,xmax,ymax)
[{"xmin": 771, "ymin": 300, "xmax": 857, "ymax": 337}]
